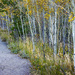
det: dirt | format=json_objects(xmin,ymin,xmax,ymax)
[{"xmin": 0, "ymin": 39, "xmax": 31, "ymax": 75}]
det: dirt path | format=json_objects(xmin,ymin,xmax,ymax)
[{"xmin": 0, "ymin": 39, "xmax": 31, "ymax": 75}]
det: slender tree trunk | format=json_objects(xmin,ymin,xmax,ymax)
[
  {"xmin": 51, "ymin": 15, "xmax": 54, "ymax": 48},
  {"xmin": 0, "ymin": 20, "xmax": 1, "ymax": 28},
  {"xmin": 63, "ymin": 16, "xmax": 66, "ymax": 56},
  {"xmin": 20, "ymin": 14, "xmax": 25, "ymax": 41},
  {"xmin": 6, "ymin": 14, "xmax": 10, "ymax": 43},
  {"xmin": 2, "ymin": 16, "xmax": 4, "ymax": 30},
  {"xmin": 57, "ymin": 14, "xmax": 60, "ymax": 55},
  {"xmin": 72, "ymin": 19, "xmax": 75, "ymax": 71},
  {"xmin": 18, "ymin": 1, "xmax": 25, "ymax": 41},
  {"xmin": 24, "ymin": 21, "xmax": 27, "ymax": 39},
  {"xmin": 48, "ymin": 14, "xmax": 51, "ymax": 47},
  {"xmin": 71, "ymin": 0, "xmax": 75, "ymax": 71},
  {"xmin": 54, "ymin": 7, "xmax": 57, "ymax": 56},
  {"xmin": 26, "ymin": 0, "xmax": 35, "ymax": 51},
  {"xmin": 32, "ymin": 0, "xmax": 37, "ymax": 43},
  {"xmin": 11, "ymin": 13, "xmax": 14, "ymax": 27},
  {"xmin": 42, "ymin": 9, "xmax": 46, "ymax": 59},
  {"xmin": 36, "ymin": 4, "xmax": 42, "ymax": 41},
  {"xmin": 68, "ymin": 19, "xmax": 70, "ymax": 54},
  {"xmin": 17, "ymin": 23, "xmax": 21, "ymax": 38},
  {"xmin": 6, "ymin": 15, "xmax": 9, "ymax": 35}
]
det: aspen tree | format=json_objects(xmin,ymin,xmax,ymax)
[
  {"xmin": 36, "ymin": 0, "xmax": 42, "ymax": 41},
  {"xmin": 71, "ymin": 0, "xmax": 75, "ymax": 71},
  {"xmin": 18, "ymin": 1, "xmax": 25, "ymax": 41},
  {"xmin": 25, "ymin": 0, "xmax": 35, "ymax": 51},
  {"xmin": 54, "ymin": 6, "xmax": 57, "ymax": 56},
  {"xmin": 32, "ymin": 0, "xmax": 37, "ymax": 41},
  {"xmin": 2, "ymin": 15, "xmax": 4, "ymax": 30}
]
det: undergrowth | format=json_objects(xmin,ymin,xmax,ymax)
[
  {"xmin": 8, "ymin": 38, "xmax": 74, "ymax": 75},
  {"xmin": 0, "ymin": 29, "xmax": 74, "ymax": 75}
]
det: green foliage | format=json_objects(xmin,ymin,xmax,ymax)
[
  {"xmin": 0, "ymin": 0, "xmax": 74, "ymax": 75},
  {"xmin": 7, "ymin": 38, "xmax": 73, "ymax": 75},
  {"xmin": 0, "ymin": 29, "xmax": 73, "ymax": 75},
  {"xmin": 1, "ymin": 32, "xmax": 8, "ymax": 42},
  {"xmin": 10, "ymin": 8, "xmax": 30, "ymax": 38},
  {"xmin": 19, "ymin": 50, "xmax": 29, "ymax": 58},
  {"xmin": 0, "ymin": 28, "xmax": 2, "ymax": 36},
  {"xmin": 8, "ymin": 41, "xmax": 20, "ymax": 54},
  {"xmin": 11, "ymin": 49, "xmax": 20, "ymax": 54}
]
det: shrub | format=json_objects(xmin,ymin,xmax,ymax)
[
  {"xmin": 7, "ymin": 37, "xmax": 74, "ymax": 75},
  {"xmin": 8, "ymin": 41, "xmax": 20, "ymax": 54},
  {"xmin": 1, "ymin": 32, "xmax": 8, "ymax": 42}
]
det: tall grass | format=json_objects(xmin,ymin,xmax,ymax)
[
  {"xmin": 0, "ymin": 29, "xmax": 74, "ymax": 75},
  {"xmin": 8, "ymin": 38, "xmax": 74, "ymax": 75}
]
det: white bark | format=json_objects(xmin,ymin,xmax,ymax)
[
  {"xmin": 51, "ymin": 16, "xmax": 54, "ymax": 47},
  {"xmin": 42, "ymin": 9, "xmax": 46, "ymax": 44},
  {"xmin": 32, "ymin": 0, "xmax": 37, "ymax": 43},
  {"xmin": 11, "ymin": 13, "xmax": 14, "ymax": 27},
  {"xmin": 54, "ymin": 7, "xmax": 57, "ymax": 56},
  {"xmin": 18, "ymin": 2, "xmax": 25, "ymax": 41},
  {"xmin": 26, "ymin": 0, "xmax": 35, "ymax": 51},
  {"xmin": 6, "ymin": 14, "xmax": 10, "ymax": 43},
  {"xmin": 2, "ymin": 15, "xmax": 4, "ymax": 30},
  {"xmin": 72, "ymin": 19, "xmax": 75, "ymax": 71},
  {"xmin": 48, "ymin": 15, "xmax": 51, "ymax": 47},
  {"xmin": 36, "ymin": 3, "xmax": 42, "ymax": 41}
]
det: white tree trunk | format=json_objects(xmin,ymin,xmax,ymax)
[
  {"xmin": 26, "ymin": 0, "xmax": 35, "ymax": 51},
  {"xmin": 2, "ymin": 16, "xmax": 4, "ymax": 30},
  {"xmin": 18, "ymin": 3, "xmax": 25, "ymax": 41},
  {"xmin": 72, "ymin": 19, "xmax": 75, "ymax": 71},
  {"xmin": 54, "ymin": 7, "xmax": 57, "ymax": 56},
  {"xmin": 36, "ymin": 4, "xmax": 42, "ymax": 41},
  {"xmin": 48, "ymin": 15, "xmax": 51, "ymax": 47}
]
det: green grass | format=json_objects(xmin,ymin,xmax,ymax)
[
  {"xmin": 7, "ymin": 38, "xmax": 74, "ymax": 75},
  {"xmin": 0, "ymin": 29, "xmax": 74, "ymax": 75}
]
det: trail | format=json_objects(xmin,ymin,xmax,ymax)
[{"xmin": 0, "ymin": 39, "xmax": 31, "ymax": 75}]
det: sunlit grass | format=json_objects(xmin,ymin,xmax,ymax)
[{"xmin": 0, "ymin": 29, "xmax": 74, "ymax": 75}]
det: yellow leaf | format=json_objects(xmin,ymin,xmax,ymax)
[
  {"xmin": 68, "ymin": 16, "xmax": 75, "ymax": 22},
  {"xmin": 44, "ymin": 13, "xmax": 50, "ymax": 20},
  {"xmin": 29, "ymin": 10, "xmax": 32, "ymax": 15}
]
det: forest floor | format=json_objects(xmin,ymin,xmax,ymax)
[{"xmin": 0, "ymin": 39, "xmax": 31, "ymax": 75}]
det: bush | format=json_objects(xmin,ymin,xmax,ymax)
[
  {"xmin": 8, "ymin": 41, "xmax": 20, "ymax": 54},
  {"xmin": 18, "ymin": 39, "xmax": 73, "ymax": 75},
  {"xmin": 1, "ymin": 32, "xmax": 8, "ymax": 42},
  {"xmin": 7, "ymin": 37, "xmax": 74, "ymax": 75}
]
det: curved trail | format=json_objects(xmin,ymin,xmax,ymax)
[{"xmin": 0, "ymin": 39, "xmax": 31, "ymax": 75}]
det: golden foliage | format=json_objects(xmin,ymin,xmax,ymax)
[{"xmin": 44, "ymin": 13, "xmax": 50, "ymax": 20}]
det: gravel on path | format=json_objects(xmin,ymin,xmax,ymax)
[{"xmin": 0, "ymin": 39, "xmax": 31, "ymax": 75}]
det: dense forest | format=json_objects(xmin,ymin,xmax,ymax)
[{"xmin": 0, "ymin": 0, "xmax": 75, "ymax": 75}]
